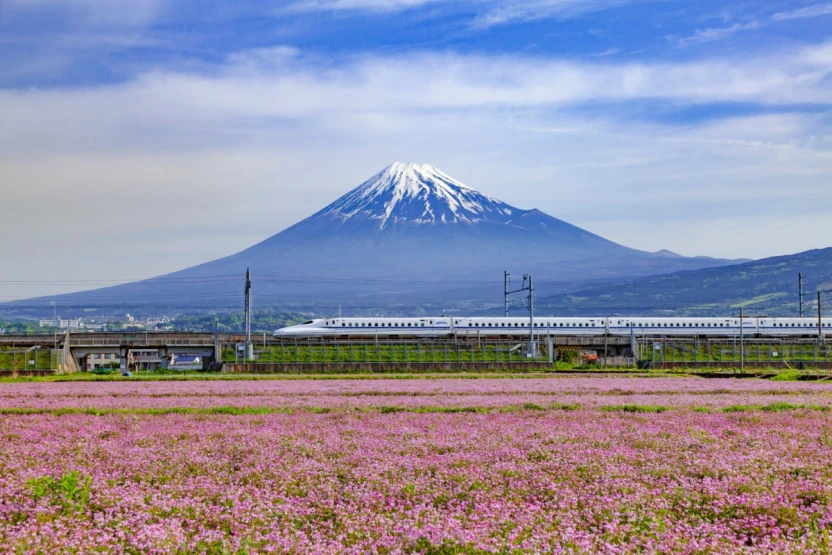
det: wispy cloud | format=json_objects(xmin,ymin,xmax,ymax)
[
  {"xmin": 282, "ymin": 0, "xmax": 450, "ymax": 13},
  {"xmin": 671, "ymin": 20, "xmax": 760, "ymax": 47},
  {"xmin": 2, "ymin": 44, "xmax": 830, "ymax": 153},
  {"xmin": 3, "ymin": 0, "xmax": 168, "ymax": 27},
  {"xmin": 772, "ymin": 3, "xmax": 832, "ymax": 21},
  {"xmin": 284, "ymin": 0, "xmax": 643, "ymax": 26},
  {"xmin": 470, "ymin": 0, "xmax": 636, "ymax": 28}
]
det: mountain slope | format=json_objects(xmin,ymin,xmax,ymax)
[
  {"xmin": 538, "ymin": 247, "xmax": 832, "ymax": 316},
  {"xmin": 9, "ymin": 162, "xmax": 744, "ymax": 310}
]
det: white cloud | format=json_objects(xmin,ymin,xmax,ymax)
[
  {"xmin": 3, "ymin": 44, "xmax": 827, "ymax": 141},
  {"xmin": 0, "ymin": 45, "xmax": 830, "ymax": 297},
  {"xmin": 772, "ymin": 3, "xmax": 832, "ymax": 21}
]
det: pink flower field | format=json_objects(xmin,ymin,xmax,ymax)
[{"xmin": 1, "ymin": 377, "xmax": 832, "ymax": 553}]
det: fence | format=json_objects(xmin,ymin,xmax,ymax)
[
  {"xmin": 0, "ymin": 348, "xmax": 61, "ymax": 371},
  {"xmin": 222, "ymin": 339, "xmax": 552, "ymax": 366},
  {"xmin": 637, "ymin": 337, "xmax": 832, "ymax": 367}
]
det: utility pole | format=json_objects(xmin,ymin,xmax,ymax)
[
  {"xmin": 214, "ymin": 317, "xmax": 220, "ymax": 368},
  {"xmin": 528, "ymin": 275, "xmax": 534, "ymax": 357},
  {"xmin": 819, "ymin": 291, "xmax": 823, "ymax": 339},
  {"xmin": 504, "ymin": 271, "xmax": 510, "ymax": 317},
  {"xmin": 244, "ymin": 268, "xmax": 254, "ymax": 361},
  {"xmin": 505, "ymin": 273, "xmax": 535, "ymax": 357},
  {"xmin": 799, "ymin": 273, "xmax": 805, "ymax": 317},
  {"xmin": 740, "ymin": 307, "xmax": 744, "ymax": 374},
  {"xmin": 51, "ymin": 301, "xmax": 57, "ymax": 369}
]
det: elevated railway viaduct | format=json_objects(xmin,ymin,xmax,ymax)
[
  {"xmin": 4, "ymin": 332, "xmax": 832, "ymax": 374},
  {"xmin": 0, "ymin": 331, "xmax": 634, "ymax": 373}
]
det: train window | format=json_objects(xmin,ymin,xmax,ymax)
[{"xmin": 468, "ymin": 323, "xmax": 472, "ymax": 327}]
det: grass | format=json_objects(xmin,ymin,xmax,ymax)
[
  {"xmin": 771, "ymin": 370, "xmax": 803, "ymax": 382},
  {"xmin": 721, "ymin": 402, "xmax": 830, "ymax": 413},
  {"xmin": 1, "ymin": 402, "xmax": 830, "ymax": 417},
  {"xmin": 1, "ymin": 368, "xmax": 827, "ymax": 383},
  {"xmin": 0, "ymin": 371, "xmax": 582, "ymax": 383}
]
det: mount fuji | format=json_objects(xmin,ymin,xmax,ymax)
[{"xmin": 14, "ymin": 162, "xmax": 744, "ymax": 310}]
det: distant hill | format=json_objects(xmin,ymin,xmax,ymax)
[
  {"xmin": 8, "ymin": 162, "xmax": 743, "ymax": 311},
  {"xmin": 537, "ymin": 247, "xmax": 832, "ymax": 316}
]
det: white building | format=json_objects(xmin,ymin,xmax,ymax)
[
  {"xmin": 86, "ymin": 353, "xmax": 119, "ymax": 371},
  {"xmin": 39, "ymin": 318, "xmax": 82, "ymax": 330}
]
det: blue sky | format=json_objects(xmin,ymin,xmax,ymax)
[{"xmin": 0, "ymin": 0, "xmax": 831, "ymax": 299}]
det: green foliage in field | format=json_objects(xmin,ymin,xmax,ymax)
[
  {"xmin": 771, "ymin": 370, "xmax": 803, "ymax": 381},
  {"xmin": 28, "ymin": 471, "xmax": 92, "ymax": 514}
]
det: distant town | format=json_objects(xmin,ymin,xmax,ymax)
[
  {"xmin": 35, "ymin": 314, "xmax": 173, "ymax": 332},
  {"xmin": 0, "ymin": 309, "xmax": 303, "ymax": 335}
]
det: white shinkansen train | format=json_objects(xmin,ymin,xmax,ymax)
[{"xmin": 275, "ymin": 317, "xmax": 832, "ymax": 338}]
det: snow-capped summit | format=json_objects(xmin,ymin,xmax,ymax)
[{"xmin": 317, "ymin": 162, "xmax": 517, "ymax": 229}]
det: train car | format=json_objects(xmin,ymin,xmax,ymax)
[
  {"xmin": 625, "ymin": 318, "xmax": 755, "ymax": 336},
  {"xmin": 275, "ymin": 317, "xmax": 452, "ymax": 337},
  {"xmin": 275, "ymin": 316, "xmax": 832, "ymax": 338},
  {"xmin": 757, "ymin": 317, "xmax": 832, "ymax": 337}
]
